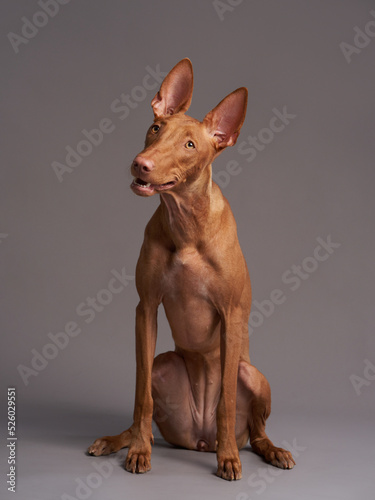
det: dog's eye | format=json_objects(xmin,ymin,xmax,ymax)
[
  {"xmin": 151, "ymin": 124, "xmax": 160, "ymax": 133},
  {"xmin": 185, "ymin": 141, "xmax": 195, "ymax": 149}
]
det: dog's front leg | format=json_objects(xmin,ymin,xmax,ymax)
[
  {"xmin": 216, "ymin": 307, "xmax": 243, "ymax": 481},
  {"xmin": 125, "ymin": 301, "xmax": 157, "ymax": 474}
]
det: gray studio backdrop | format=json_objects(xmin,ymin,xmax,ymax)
[{"xmin": 1, "ymin": 1, "xmax": 375, "ymax": 499}]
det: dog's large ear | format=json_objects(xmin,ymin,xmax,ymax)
[
  {"xmin": 203, "ymin": 88, "xmax": 248, "ymax": 149},
  {"xmin": 151, "ymin": 58, "xmax": 193, "ymax": 118}
]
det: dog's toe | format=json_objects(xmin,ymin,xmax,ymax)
[
  {"xmin": 269, "ymin": 448, "xmax": 295, "ymax": 469},
  {"xmin": 216, "ymin": 458, "xmax": 242, "ymax": 481},
  {"xmin": 125, "ymin": 451, "xmax": 151, "ymax": 474},
  {"xmin": 87, "ymin": 438, "xmax": 115, "ymax": 457}
]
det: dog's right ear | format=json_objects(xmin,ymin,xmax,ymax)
[{"xmin": 151, "ymin": 58, "xmax": 193, "ymax": 118}]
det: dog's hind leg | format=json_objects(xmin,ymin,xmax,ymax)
[
  {"xmin": 151, "ymin": 351, "xmax": 203, "ymax": 450},
  {"xmin": 87, "ymin": 428, "xmax": 132, "ymax": 456},
  {"xmin": 237, "ymin": 361, "xmax": 296, "ymax": 469},
  {"xmin": 88, "ymin": 350, "xmax": 197, "ymax": 458}
]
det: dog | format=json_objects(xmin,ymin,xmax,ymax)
[{"xmin": 88, "ymin": 58, "xmax": 295, "ymax": 481}]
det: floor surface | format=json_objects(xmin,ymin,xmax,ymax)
[{"xmin": 2, "ymin": 409, "xmax": 374, "ymax": 500}]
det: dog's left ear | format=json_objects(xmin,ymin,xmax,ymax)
[
  {"xmin": 203, "ymin": 87, "xmax": 248, "ymax": 149},
  {"xmin": 151, "ymin": 58, "xmax": 194, "ymax": 118}
]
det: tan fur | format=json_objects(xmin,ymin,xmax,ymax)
[{"xmin": 88, "ymin": 59, "xmax": 295, "ymax": 481}]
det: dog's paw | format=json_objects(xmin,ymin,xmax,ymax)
[
  {"xmin": 216, "ymin": 458, "xmax": 242, "ymax": 481},
  {"xmin": 264, "ymin": 446, "xmax": 295, "ymax": 469},
  {"xmin": 87, "ymin": 437, "xmax": 117, "ymax": 457},
  {"xmin": 125, "ymin": 450, "xmax": 152, "ymax": 474}
]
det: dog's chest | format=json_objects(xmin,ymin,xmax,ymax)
[
  {"xmin": 163, "ymin": 248, "xmax": 211, "ymax": 299},
  {"xmin": 161, "ymin": 247, "xmax": 220, "ymax": 350}
]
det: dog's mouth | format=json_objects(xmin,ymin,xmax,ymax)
[{"xmin": 131, "ymin": 177, "xmax": 177, "ymax": 195}]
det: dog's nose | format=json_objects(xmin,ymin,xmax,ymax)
[{"xmin": 132, "ymin": 156, "xmax": 154, "ymax": 174}]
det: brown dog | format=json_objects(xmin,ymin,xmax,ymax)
[{"xmin": 88, "ymin": 58, "xmax": 295, "ymax": 481}]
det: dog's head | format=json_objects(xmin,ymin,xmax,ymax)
[{"xmin": 130, "ymin": 58, "xmax": 248, "ymax": 197}]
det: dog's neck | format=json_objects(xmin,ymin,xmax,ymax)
[{"xmin": 160, "ymin": 165, "xmax": 221, "ymax": 251}]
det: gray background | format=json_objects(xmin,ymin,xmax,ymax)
[{"xmin": 1, "ymin": 0, "xmax": 374, "ymax": 499}]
